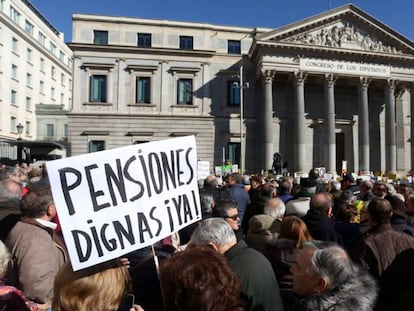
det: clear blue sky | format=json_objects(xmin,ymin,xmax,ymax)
[{"xmin": 29, "ymin": 0, "xmax": 414, "ymax": 43}]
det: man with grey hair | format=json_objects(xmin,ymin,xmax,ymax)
[
  {"xmin": 358, "ymin": 180, "xmax": 375, "ymax": 201},
  {"xmin": 191, "ymin": 218, "xmax": 284, "ymax": 311},
  {"xmin": 246, "ymin": 198, "xmax": 285, "ymax": 253},
  {"xmin": 302, "ymin": 192, "xmax": 342, "ymax": 245},
  {"xmin": 6, "ymin": 184, "xmax": 67, "ymax": 304},
  {"xmin": 0, "ymin": 179, "xmax": 22, "ymax": 241},
  {"xmin": 290, "ymin": 241, "xmax": 378, "ymax": 310}
]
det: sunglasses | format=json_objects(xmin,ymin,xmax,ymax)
[{"xmin": 225, "ymin": 214, "xmax": 239, "ymax": 220}]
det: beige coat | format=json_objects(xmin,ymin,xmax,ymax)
[{"xmin": 5, "ymin": 217, "xmax": 67, "ymax": 303}]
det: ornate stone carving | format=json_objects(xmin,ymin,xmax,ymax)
[
  {"xmin": 294, "ymin": 71, "xmax": 307, "ymax": 84},
  {"xmin": 325, "ymin": 74, "xmax": 337, "ymax": 87},
  {"xmin": 285, "ymin": 21, "xmax": 402, "ymax": 54},
  {"xmin": 261, "ymin": 69, "xmax": 276, "ymax": 82}
]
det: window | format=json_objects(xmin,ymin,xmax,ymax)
[
  {"xmin": 9, "ymin": 6, "xmax": 20, "ymax": 23},
  {"xmin": 40, "ymin": 58, "xmax": 45, "ymax": 71},
  {"xmin": 11, "ymin": 64, "xmax": 17, "ymax": 79},
  {"xmin": 25, "ymin": 121, "xmax": 30, "ymax": 135},
  {"xmin": 228, "ymin": 40, "xmax": 241, "ymax": 54},
  {"xmin": 227, "ymin": 81, "xmax": 240, "ymax": 106},
  {"xmin": 50, "ymin": 42, "xmax": 56, "ymax": 55},
  {"xmin": 25, "ymin": 19, "xmax": 34, "ymax": 35},
  {"xmin": 136, "ymin": 77, "xmax": 151, "ymax": 103},
  {"xmin": 90, "ymin": 75, "xmax": 107, "ymax": 102},
  {"xmin": 89, "ymin": 140, "xmax": 105, "ymax": 153},
  {"xmin": 26, "ymin": 48, "xmax": 32, "ymax": 62},
  {"xmin": 46, "ymin": 124, "xmax": 54, "ymax": 137},
  {"xmin": 60, "ymin": 93, "xmax": 64, "ymax": 105},
  {"xmin": 93, "ymin": 30, "xmax": 108, "ymax": 45},
  {"xmin": 51, "ymin": 87, "xmax": 55, "ymax": 99},
  {"xmin": 59, "ymin": 51, "xmax": 65, "ymax": 62},
  {"xmin": 51, "ymin": 66, "xmax": 56, "ymax": 78},
  {"xmin": 26, "ymin": 73, "xmax": 32, "ymax": 86},
  {"xmin": 177, "ymin": 79, "xmax": 193, "ymax": 105},
  {"xmin": 40, "ymin": 80, "xmax": 44, "ymax": 93},
  {"xmin": 137, "ymin": 33, "xmax": 151, "ymax": 47},
  {"xmin": 228, "ymin": 142, "xmax": 241, "ymax": 166},
  {"xmin": 11, "ymin": 90, "xmax": 17, "ymax": 105},
  {"xmin": 179, "ymin": 36, "xmax": 193, "ymax": 50},
  {"xmin": 26, "ymin": 97, "xmax": 31, "ymax": 110},
  {"xmin": 61, "ymin": 73, "xmax": 65, "ymax": 85},
  {"xmin": 0, "ymin": 0, "xmax": 4, "ymax": 10},
  {"xmin": 10, "ymin": 117, "xmax": 16, "ymax": 133},
  {"xmin": 12, "ymin": 37, "xmax": 17, "ymax": 52},
  {"xmin": 38, "ymin": 32, "xmax": 46, "ymax": 46},
  {"xmin": 63, "ymin": 124, "xmax": 68, "ymax": 137}
]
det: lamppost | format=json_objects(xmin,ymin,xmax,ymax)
[
  {"xmin": 233, "ymin": 65, "xmax": 249, "ymax": 174},
  {"xmin": 16, "ymin": 123, "xmax": 23, "ymax": 164}
]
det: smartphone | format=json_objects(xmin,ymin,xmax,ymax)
[{"xmin": 125, "ymin": 294, "xmax": 135, "ymax": 308}]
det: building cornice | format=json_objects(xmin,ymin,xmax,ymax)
[{"xmin": 68, "ymin": 43, "xmax": 216, "ymax": 58}]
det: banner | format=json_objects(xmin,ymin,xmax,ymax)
[{"xmin": 47, "ymin": 136, "xmax": 201, "ymax": 271}]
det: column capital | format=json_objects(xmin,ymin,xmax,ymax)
[
  {"xmin": 324, "ymin": 74, "xmax": 337, "ymax": 87},
  {"xmin": 386, "ymin": 79, "xmax": 396, "ymax": 90},
  {"xmin": 294, "ymin": 71, "xmax": 307, "ymax": 84},
  {"xmin": 359, "ymin": 76, "xmax": 371, "ymax": 89},
  {"xmin": 261, "ymin": 69, "xmax": 276, "ymax": 82}
]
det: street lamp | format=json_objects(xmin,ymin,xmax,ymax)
[
  {"xmin": 16, "ymin": 123, "xmax": 24, "ymax": 140},
  {"xmin": 233, "ymin": 65, "xmax": 249, "ymax": 174},
  {"xmin": 16, "ymin": 123, "xmax": 24, "ymax": 164}
]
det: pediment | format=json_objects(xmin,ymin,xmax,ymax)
[{"xmin": 256, "ymin": 4, "xmax": 414, "ymax": 55}]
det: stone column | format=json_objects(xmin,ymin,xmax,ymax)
[
  {"xmin": 359, "ymin": 77, "xmax": 370, "ymax": 174},
  {"xmin": 324, "ymin": 74, "xmax": 337, "ymax": 175},
  {"xmin": 262, "ymin": 70, "xmax": 275, "ymax": 172},
  {"xmin": 411, "ymin": 84, "xmax": 414, "ymax": 171},
  {"xmin": 385, "ymin": 80, "xmax": 397, "ymax": 174},
  {"xmin": 294, "ymin": 71, "xmax": 307, "ymax": 174}
]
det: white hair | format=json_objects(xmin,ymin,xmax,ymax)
[
  {"xmin": 264, "ymin": 198, "xmax": 285, "ymax": 220},
  {"xmin": 191, "ymin": 218, "xmax": 236, "ymax": 247},
  {"xmin": 0, "ymin": 240, "xmax": 10, "ymax": 277}
]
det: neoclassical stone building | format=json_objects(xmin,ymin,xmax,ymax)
[{"xmin": 69, "ymin": 4, "xmax": 414, "ymax": 176}]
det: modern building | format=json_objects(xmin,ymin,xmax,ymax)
[
  {"xmin": 69, "ymin": 4, "xmax": 414, "ymax": 176},
  {"xmin": 0, "ymin": 0, "xmax": 72, "ymax": 162}
]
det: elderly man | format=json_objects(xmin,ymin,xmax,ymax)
[
  {"xmin": 0, "ymin": 179, "xmax": 22, "ymax": 241},
  {"xmin": 191, "ymin": 218, "xmax": 284, "ymax": 311},
  {"xmin": 5, "ymin": 184, "xmax": 67, "ymax": 304},
  {"xmin": 290, "ymin": 241, "xmax": 378, "ymax": 310},
  {"xmin": 302, "ymin": 192, "xmax": 342, "ymax": 245},
  {"xmin": 246, "ymin": 197, "xmax": 285, "ymax": 253},
  {"xmin": 353, "ymin": 197, "xmax": 414, "ymax": 278}
]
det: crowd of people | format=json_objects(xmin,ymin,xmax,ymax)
[{"xmin": 1, "ymin": 162, "xmax": 414, "ymax": 310}]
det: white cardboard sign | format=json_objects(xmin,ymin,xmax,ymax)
[{"xmin": 47, "ymin": 136, "xmax": 201, "ymax": 271}]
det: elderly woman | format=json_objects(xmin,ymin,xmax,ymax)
[{"xmin": 0, "ymin": 240, "xmax": 39, "ymax": 310}]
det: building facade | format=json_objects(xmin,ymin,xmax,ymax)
[
  {"xmin": 69, "ymin": 4, "xmax": 414, "ymax": 176},
  {"xmin": 0, "ymin": 0, "xmax": 72, "ymax": 161}
]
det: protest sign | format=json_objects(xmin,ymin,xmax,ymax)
[
  {"xmin": 47, "ymin": 136, "xmax": 201, "ymax": 271},
  {"xmin": 197, "ymin": 161, "xmax": 210, "ymax": 180}
]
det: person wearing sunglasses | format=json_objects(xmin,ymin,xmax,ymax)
[{"xmin": 212, "ymin": 199, "xmax": 243, "ymax": 241}]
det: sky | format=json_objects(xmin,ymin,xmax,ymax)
[{"xmin": 28, "ymin": 0, "xmax": 414, "ymax": 43}]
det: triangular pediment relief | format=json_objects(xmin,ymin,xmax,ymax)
[
  {"xmin": 255, "ymin": 4, "xmax": 414, "ymax": 55},
  {"xmin": 283, "ymin": 20, "xmax": 402, "ymax": 54}
]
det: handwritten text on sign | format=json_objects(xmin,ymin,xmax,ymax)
[{"xmin": 47, "ymin": 136, "xmax": 200, "ymax": 271}]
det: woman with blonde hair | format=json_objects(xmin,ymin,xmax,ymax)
[
  {"xmin": 52, "ymin": 259, "xmax": 143, "ymax": 311},
  {"xmin": 265, "ymin": 216, "xmax": 313, "ymax": 311}
]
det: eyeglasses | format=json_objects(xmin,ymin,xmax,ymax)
[{"xmin": 224, "ymin": 214, "xmax": 239, "ymax": 220}]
